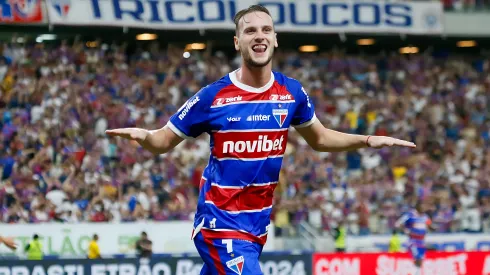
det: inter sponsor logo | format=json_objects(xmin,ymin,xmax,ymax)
[{"xmin": 246, "ymin": 115, "xmax": 270, "ymax": 122}]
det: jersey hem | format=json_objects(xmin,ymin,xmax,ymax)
[
  {"xmin": 293, "ymin": 113, "xmax": 317, "ymax": 129},
  {"xmin": 166, "ymin": 122, "xmax": 194, "ymax": 140}
]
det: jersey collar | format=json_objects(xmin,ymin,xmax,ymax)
[{"xmin": 229, "ymin": 69, "xmax": 274, "ymax": 93}]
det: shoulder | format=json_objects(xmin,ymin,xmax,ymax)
[
  {"xmin": 189, "ymin": 75, "xmax": 234, "ymax": 106},
  {"xmin": 273, "ymin": 71, "xmax": 303, "ymax": 92},
  {"xmin": 200, "ymin": 75, "xmax": 233, "ymax": 98},
  {"xmin": 402, "ymin": 210, "xmax": 414, "ymax": 218},
  {"xmin": 273, "ymin": 71, "xmax": 310, "ymax": 102}
]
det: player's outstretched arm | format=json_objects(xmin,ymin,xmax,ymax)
[
  {"xmin": 106, "ymin": 126, "xmax": 184, "ymax": 155},
  {"xmin": 0, "ymin": 235, "xmax": 17, "ymax": 251},
  {"xmin": 296, "ymin": 120, "xmax": 416, "ymax": 152}
]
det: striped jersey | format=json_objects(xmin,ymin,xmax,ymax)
[
  {"xmin": 167, "ymin": 69, "xmax": 316, "ymax": 245},
  {"xmin": 396, "ymin": 210, "xmax": 431, "ymax": 246}
]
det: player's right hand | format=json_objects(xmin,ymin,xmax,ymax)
[
  {"xmin": 105, "ymin": 128, "xmax": 150, "ymax": 142},
  {"xmin": 1, "ymin": 237, "xmax": 17, "ymax": 251}
]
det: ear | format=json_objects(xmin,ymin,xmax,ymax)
[
  {"xmin": 234, "ymin": 35, "xmax": 239, "ymax": 51},
  {"xmin": 274, "ymin": 33, "xmax": 278, "ymax": 48}
]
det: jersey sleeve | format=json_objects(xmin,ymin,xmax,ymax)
[
  {"xmin": 167, "ymin": 88, "xmax": 212, "ymax": 139},
  {"xmin": 395, "ymin": 213, "xmax": 411, "ymax": 227},
  {"xmin": 291, "ymin": 84, "xmax": 316, "ymax": 128}
]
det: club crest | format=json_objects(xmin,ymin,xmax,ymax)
[
  {"xmin": 226, "ymin": 256, "xmax": 244, "ymax": 275},
  {"xmin": 273, "ymin": 109, "xmax": 288, "ymax": 127}
]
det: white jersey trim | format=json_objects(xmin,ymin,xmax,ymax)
[
  {"xmin": 210, "ymin": 100, "xmax": 295, "ymax": 108},
  {"xmin": 201, "ymin": 226, "xmax": 269, "ymax": 237},
  {"xmin": 212, "ymin": 128, "xmax": 288, "ymax": 133},
  {"xmin": 210, "ymin": 181, "xmax": 278, "ymax": 189},
  {"xmin": 214, "ymin": 155, "xmax": 284, "ymax": 161},
  {"xmin": 229, "ymin": 69, "xmax": 275, "ymax": 93},
  {"xmin": 166, "ymin": 122, "xmax": 194, "ymax": 140},
  {"xmin": 204, "ymin": 201, "xmax": 273, "ymax": 214},
  {"xmin": 293, "ymin": 113, "xmax": 317, "ymax": 129}
]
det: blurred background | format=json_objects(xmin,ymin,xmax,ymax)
[{"xmin": 1, "ymin": 0, "xmax": 490, "ymax": 274}]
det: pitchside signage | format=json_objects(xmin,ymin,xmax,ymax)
[
  {"xmin": 313, "ymin": 251, "xmax": 490, "ymax": 275},
  {"xmin": 346, "ymin": 233, "xmax": 490, "ymax": 253},
  {"xmin": 0, "ymin": 222, "xmax": 276, "ymax": 257},
  {"xmin": 46, "ymin": 0, "xmax": 443, "ymax": 34},
  {"xmin": 0, "ymin": 254, "xmax": 312, "ymax": 275}
]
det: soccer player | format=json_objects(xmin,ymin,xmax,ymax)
[
  {"xmin": 395, "ymin": 202, "xmax": 434, "ymax": 275},
  {"xmin": 106, "ymin": 5, "xmax": 416, "ymax": 274}
]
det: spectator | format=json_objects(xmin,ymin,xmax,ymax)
[
  {"xmin": 331, "ymin": 219, "xmax": 347, "ymax": 253},
  {"xmin": 87, "ymin": 234, "xmax": 101, "ymax": 259},
  {"xmin": 24, "ymin": 234, "xmax": 43, "ymax": 260},
  {"xmin": 135, "ymin": 231, "xmax": 152, "ymax": 258},
  {"xmin": 0, "ymin": 40, "xmax": 488, "ymax": 238},
  {"xmin": 388, "ymin": 229, "xmax": 402, "ymax": 253}
]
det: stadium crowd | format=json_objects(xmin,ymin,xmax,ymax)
[
  {"xmin": 1, "ymin": 40, "xmax": 490, "ymax": 238},
  {"xmin": 440, "ymin": 0, "xmax": 490, "ymax": 11}
]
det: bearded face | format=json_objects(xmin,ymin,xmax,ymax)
[{"xmin": 234, "ymin": 11, "xmax": 278, "ymax": 68}]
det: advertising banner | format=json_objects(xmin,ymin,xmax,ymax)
[
  {"xmin": 346, "ymin": 233, "xmax": 490, "ymax": 252},
  {"xmin": 0, "ymin": 0, "xmax": 44, "ymax": 23},
  {"xmin": 0, "ymin": 222, "xmax": 276, "ymax": 257},
  {"xmin": 0, "ymin": 253, "xmax": 312, "ymax": 275},
  {"xmin": 313, "ymin": 251, "xmax": 490, "ymax": 275},
  {"xmin": 46, "ymin": 0, "xmax": 443, "ymax": 34}
]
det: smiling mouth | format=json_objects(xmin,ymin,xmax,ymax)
[{"xmin": 252, "ymin": 44, "xmax": 267, "ymax": 53}]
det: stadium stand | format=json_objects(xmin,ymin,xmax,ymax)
[
  {"xmin": 3, "ymin": 2, "xmax": 490, "ymax": 274},
  {"xmin": 1, "ymin": 40, "xmax": 489, "ymax": 238}
]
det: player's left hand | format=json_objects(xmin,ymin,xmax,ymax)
[
  {"xmin": 367, "ymin": 136, "xmax": 416, "ymax": 149},
  {"xmin": 1, "ymin": 237, "xmax": 17, "ymax": 251}
]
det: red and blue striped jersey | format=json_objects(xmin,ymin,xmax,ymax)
[
  {"xmin": 396, "ymin": 210, "xmax": 431, "ymax": 246},
  {"xmin": 167, "ymin": 70, "xmax": 316, "ymax": 245}
]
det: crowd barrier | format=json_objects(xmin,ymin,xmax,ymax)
[
  {"xmin": 4, "ymin": 223, "xmax": 490, "ymax": 257},
  {"xmin": 2, "ymin": 251, "xmax": 490, "ymax": 275}
]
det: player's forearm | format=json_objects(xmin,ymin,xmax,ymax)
[
  {"xmin": 315, "ymin": 128, "xmax": 368, "ymax": 152},
  {"xmin": 138, "ymin": 128, "xmax": 172, "ymax": 155}
]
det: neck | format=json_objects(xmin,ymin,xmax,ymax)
[{"xmin": 237, "ymin": 62, "xmax": 272, "ymax": 88}]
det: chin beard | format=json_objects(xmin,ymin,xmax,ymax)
[{"xmin": 242, "ymin": 49, "xmax": 274, "ymax": 68}]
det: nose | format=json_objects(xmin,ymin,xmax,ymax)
[
  {"xmin": 254, "ymin": 36, "xmax": 266, "ymax": 44},
  {"xmin": 254, "ymin": 30, "xmax": 266, "ymax": 41}
]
